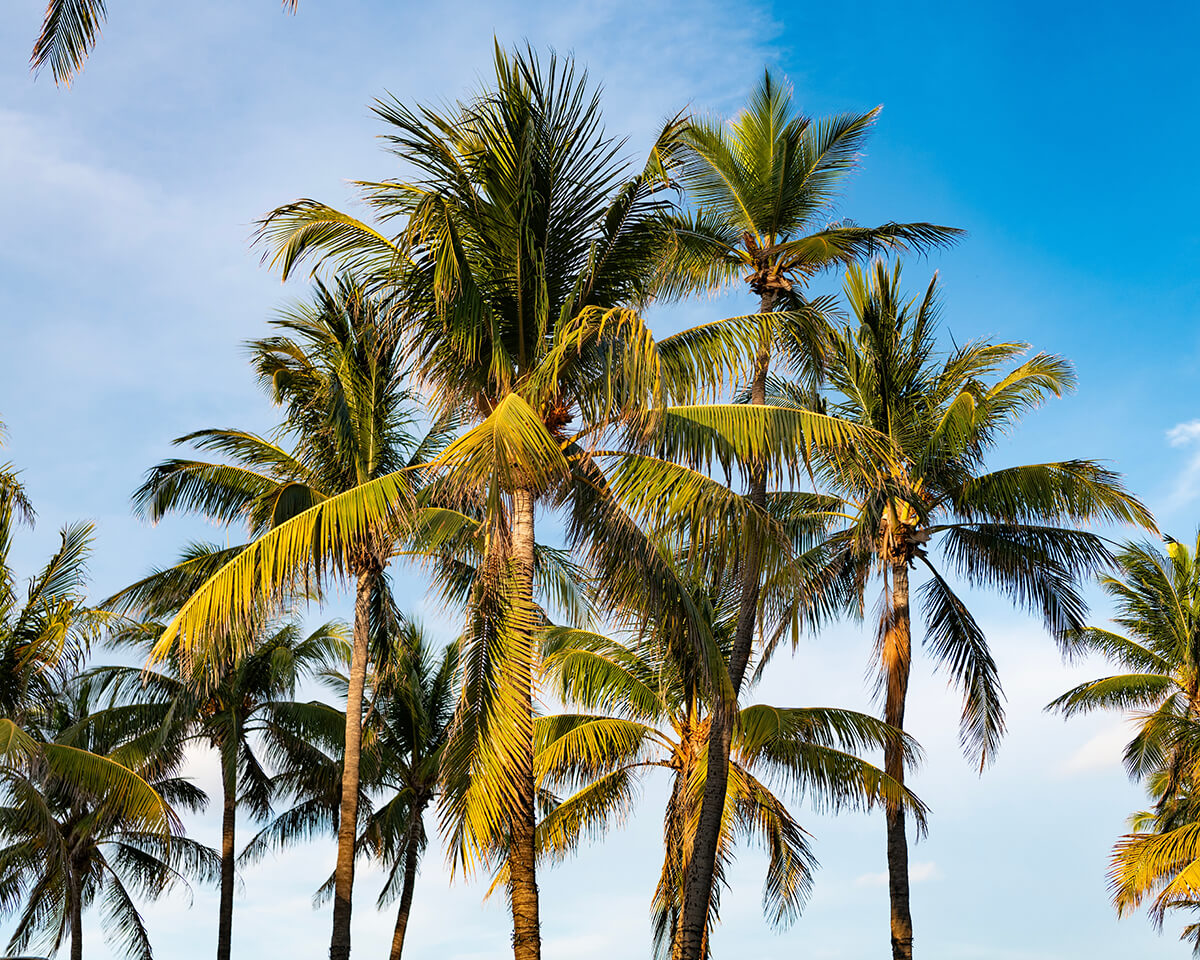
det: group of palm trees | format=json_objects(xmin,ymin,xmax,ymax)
[{"xmin": 4, "ymin": 37, "xmax": 1196, "ymax": 960}]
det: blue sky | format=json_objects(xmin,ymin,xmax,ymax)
[{"xmin": 1, "ymin": 0, "xmax": 1198, "ymax": 957}]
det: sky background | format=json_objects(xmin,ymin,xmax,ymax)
[{"xmin": 2, "ymin": 0, "xmax": 1199, "ymax": 957}]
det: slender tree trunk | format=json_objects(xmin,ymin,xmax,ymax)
[
  {"xmin": 675, "ymin": 292, "xmax": 774, "ymax": 960},
  {"xmin": 330, "ymin": 564, "xmax": 375, "ymax": 960},
  {"xmin": 69, "ymin": 866, "xmax": 84, "ymax": 960},
  {"xmin": 387, "ymin": 806, "xmax": 424, "ymax": 960},
  {"xmin": 669, "ymin": 721, "xmax": 696, "ymax": 953},
  {"xmin": 884, "ymin": 561, "xmax": 914, "ymax": 960},
  {"xmin": 217, "ymin": 766, "xmax": 237, "ymax": 960},
  {"xmin": 507, "ymin": 487, "xmax": 541, "ymax": 960}
]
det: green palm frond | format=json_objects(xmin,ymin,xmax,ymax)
[
  {"xmin": 541, "ymin": 626, "xmax": 665, "ymax": 721},
  {"xmin": 1048, "ymin": 674, "xmax": 1176, "ymax": 718},
  {"xmin": 954, "ymin": 461, "xmax": 1156, "ymax": 529},
  {"xmin": 650, "ymin": 403, "xmax": 895, "ymax": 483},
  {"xmin": 726, "ymin": 763, "xmax": 815, "ymax": 928},
  {"xmin": 1055, "ymin": 626, "xmax": 1171, "ymax": 672},
  {"xmin": 255, "ymin": 201, "xmax": 405, "ymax": 281},
  {"xmin": 534, "ymin": 715, "xmax": 657, "ymax": 794},
  {"xmin": 536, "ymin": 767, "xmax": 641, "ymax": 863},
  {"xmin": 917, "ymin": 563, "xmax": 1005, "ymax": 769},
  {"xmin": 440, "ymin": 563, "xmax": 542, "ymax": 877},
  {"xmin": 938, "ymin": 524, "xmax": 1112, "ymax": 637},
  {"xmin": 1112, "ymin": 822, "xmax": 1200, "ymax": 924},
  {"xmin": 30, "ymin": 0, "xmax": 107, "ymax": 86},
  {"xmin": 736, "ymin": 706, "xmax": 927, "ymax": 829}
]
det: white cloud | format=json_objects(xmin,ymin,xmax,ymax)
[
  {"xmin": 855, "ymin": 861, "xmax": 940, "ymax": 887},
  {"xmin": 1166, "ymin": 419, "xmax": 1200, "ymax": 507},
  {"xmin": 1061, "ymin": 724, "xmax": 1130, "ymax": 776},
  {"xmin": 1168, "ymin": 420, "xmax": 1200, "ymax": 446}
]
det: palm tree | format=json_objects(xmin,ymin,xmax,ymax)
[
  {"xmin": 235, "ymin": 619, "xmax": 455, "ymax": 960},
  {"xmin": 804, "ymin": 261, "xmax": 1154, "ymax": 959},
  {"xmin": 656, "ymin": 72, "xmax": 963, "ymax": 960},
  {"xmin": 133, "ymin": 276, "xmax": 449, "ymax": 959},
  {"xmin": 154, "ymin": 46, "xmax": 890, "ymax": 959},
  {"xmin": 1109, "ymin": 795, "xmax": 1200, "ymax": 954},
  {"xmin": 0, "ymin": 680, "xmax": 219, "ymax": 960},
  {"xmin": 1048, "ymin": 533, "xmax": 1200, "ymax": 946},
  {"xmin": 361, "ymin": 625, "xmax": 456, "ymax": 960},
  {"xmin": 202, "ymin": 46, "xmax": 687, "ymax": 960},
  {"xmin": 87, "ymin": 569, "xmax": 348, "ymax": 960},
  {"xmin": 0, "ymin": 492, "xmax": 168, "ymax": 838},
  {"xmin": 534, "ymin": 615, "xmax": 925, "ymax": 957},
  {"xmin": 29, "ymin": 0, "xmax": 300, "ymax": 86},
  {"xmin": 298, "ymin": 621, "xmax": 457, "ymax": 960}
]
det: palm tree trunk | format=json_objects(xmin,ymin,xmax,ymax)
[
  {"xmin": 507, "ymin": 486, "xmax": 541, "ymax": 960},
  {"xmin": 675, "ymin": 293, "xmax": 774, "ymax": 960},
  {"xmin": 69, "ymin": 865, "xmax": 84, "ymax": 960},
  {"xmin": 387, "ymin": 808, "xmax": 424, "ymax": 960},
  {"xmin": 884, "ymin": 561, "xmax": 914, "ymax": 960},
  {"xmin": 329, "ymin": 564, "xmax": 375, "ymax": 960},
  {"xmin": 217, "ymin": 767, "xmax": 237, "ymax": 960}
]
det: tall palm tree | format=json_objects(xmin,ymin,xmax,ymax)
[
  {"xmin": 289, "ymin": 621, "xmax": 457, "ymax": 960},
  {"xmin": 360, "ymin": 624, "xmax": 456, "ymax": 960},
  {"xmin": 533, "ymin": 608, "xmax": 925, "ymax": 957},
  {"xmin": 153, "ymin": 46, "xmax": 889, "ymax": 959},
  {"xmin": 217, "ymin": 46, "xmax": 690, "ymax": 960},
  {"xmin": 86, "ymin": 572, "xmax": 348, "ymax": 960},
  {"xmin": 133, "ymin": 276, "xmax": 449, "ymax": 959},
  {"xmin": 0, "ymin": 680, "xmax": 219, "ymax": 960},
  {"xmin": 30, "ymin": 0, "xmax": 300, "ymax": 86},
  {"xmin": 1048, "ymin": 533, "xmax": 1200, "ymax": 947},
  {"xmin": 657, "ymin": 72, "xmax": 963, "ymax": 960},
  {"xmin": 806, "ymin": 261, "xmax": 1154, "ymax": 959}
]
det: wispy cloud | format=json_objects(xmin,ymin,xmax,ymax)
[
  {"xmin": 1167, "ymin": 419, "xmax": 1200, "ymax": 508},
  {"xmin": 1060, "ymin": 724, "xmax": 1130, "ymax": 777}
]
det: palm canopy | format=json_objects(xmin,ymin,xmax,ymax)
[
  {"xmin": 154, "ymin": 49, "xmax": 901, "ymax": 960},
  {"xmin": 0, "ymin": 511, "xmax": 169, "ymax": 838},
  {"xmin": 1048, "ymin": 534, "xmax": 1200, "ymax": 942},
  {"xmin": 1049, "ymin": 535, "xmax": 1200, "ymax": 783},
  {"xmin": 305, "ymin": 621, "xmax": 457, "ymax": 960},
  {"xmin": 804, "ymin": 260, "xmax": 1154, "ymax": 767},
  {"xmin": 236, "ymin": 619, "xmax": 457, "ymax": 960},
  {"xmin": 354, "ymin": 622, "xmax": 458, "ymax": 889},
  {"xmin": 533, "ymin": 613, "xmax": 925, "ymax": 956},
  {"xmin": 660, "ymin": 70, "xmax": 962, "ymax": 308},
  {"xmin": 650, "ymin": 75, "xmax": 963, "ymax": 960},
  {"xmin": 85, "ymin": 606, "xmax": 349, "ymax": 817},
  {"xmin": 0, "ymin": 680, "xmax": 218, "ymax": 960},
  {"xmin": 132, "ymin": 274, "xmax": 455, "ymax": 667}
]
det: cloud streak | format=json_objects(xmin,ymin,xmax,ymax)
[{"xmin": 1166, "ymin": 419, "xmax": 1200, "ymax": 509}]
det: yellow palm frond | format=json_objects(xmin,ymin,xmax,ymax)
[{"xmin": 151, "ymin": 472, "xmax": 417, "ymax": 671}]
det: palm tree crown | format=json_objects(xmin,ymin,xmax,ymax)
[
  {"xmin": 535, "ymin": 612, "xmax": 924, "ymax": 957},
  {"xmin": 803, "ymin": 259, "xmax": 1154, "ymax": 959},
  {"xmin": 0, "ymin": 681, "xmax": 218, "ymax": 960},
  {"xmin": 1049, "ymin": 534, "xmax": 1200, "ymax": 948}
]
